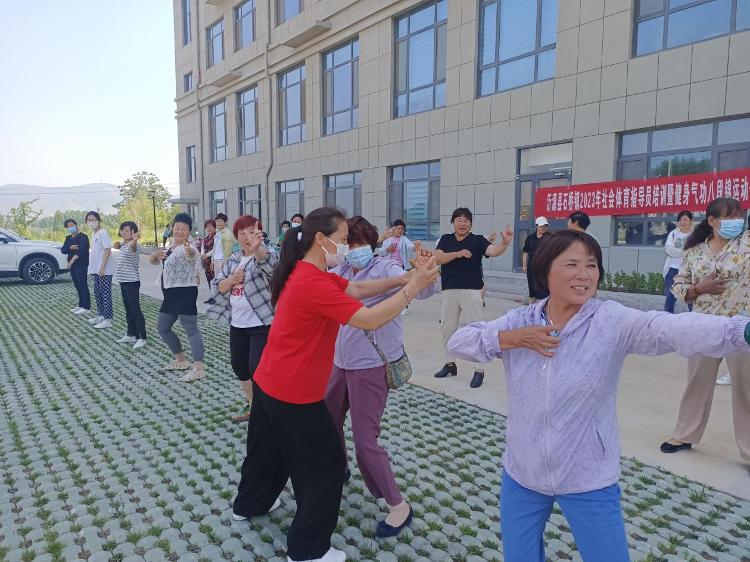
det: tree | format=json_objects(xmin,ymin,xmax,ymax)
[
  {"xmin": 8, "ymin": 199, "xmax": 42, "ymax": 237},
  {"xmin": 116, "ymin": 172, "xmax": 176, "ymax": 245}
]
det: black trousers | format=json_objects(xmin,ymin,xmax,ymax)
[
  {"xmin": 119, "ymin": 281, "xmax": 146, "ymax": 339},
  {"xmin": 229, "ymin": 325, "xmax": 270, "ymax": 382},
  {"xmin": 234, "ymin": 383, "xmax": 345, "ymax": 561},
  {"xmin": 70, "ymin": 266, "xmax": 90, "ymax": 310}
]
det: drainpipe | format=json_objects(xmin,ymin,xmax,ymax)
[
  {"xmin": 263, "ymin": 6, "xmax": 274, "ymax": 230},
  {"xmin": 195, "ymin": 0, "xmax": 207, "ymax": 222}
]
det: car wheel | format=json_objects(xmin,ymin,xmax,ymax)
[{"xmin": 22, "ymin": 257, "xmax": 56, "ymax": 285}]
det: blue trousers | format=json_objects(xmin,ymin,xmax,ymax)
[
  {"xmin": 664, "ymin": 267, "xmax": 692, "ymax": 313},
  {"xmin": 500, "ymin": 470, "xmax": 630, "ymax": 562}
]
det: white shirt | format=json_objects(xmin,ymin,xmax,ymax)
[
  {"xmin": 213, "ymin": 233, "xmax": 225, "ymax": 262},
  {"xmin": 230, "ymin": 256, "xmax": 263, "ymax": 328},
  {"xmin": 88, "ymin": 229, "xmax": 115, "ymax": 275},
  {"xmin": 663, "ymin": 229, "xmax": 691, "ymax": 276}
]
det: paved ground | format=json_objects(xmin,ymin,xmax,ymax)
[{"xmin": 1, "ymin": 276, "xmax": 749, "ymax": 562}]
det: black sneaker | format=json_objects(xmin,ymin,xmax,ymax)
[
  {"xmin": 434, "ymin": 363, "xmax": 457, "ymax": 378},
  {"xmin": 470, "ymin": 371, "xmax": 485, "ymax": 388}
]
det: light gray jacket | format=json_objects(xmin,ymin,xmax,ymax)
[{"xmin": 448, "ymin": 298, "xmax": 749, "ymax": 496}]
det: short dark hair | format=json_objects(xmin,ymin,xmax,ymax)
[
  {"xmin": 568, "ymin": 211, "xmax": 591, "ymax": 230},
  {"xmin": 64, "ymin": 218, "xmax": 77, "ymax": 227},
  {"xmin": 281, "ymin": 220, "xmax": 291, "ymax": 228},
  {"xmin": 291, "ymin": 213, "xmax": 304, "ymax": 223},
  {"xmin": 531, "ymin": 230, "xmax": 605, "ymax": 295},
  {"xmin": 214, "ymin": 213, "xmax": 228, "ymax": 222},
  {"xmin": 85, "ymin": 211, "xmax": 101, "ymax": 222},
  {"xmin": 119, "ymin": 221, "xmax": 138, "ymax": 233},
  {"xmin": 204, "ymin": 219, "xmax": 216, "ymax": 229},
  {"xmin": 173, "ymin": 212, "xmax": 193, "ymax": 230},
  {"xmin": 451, "ymin": 207, "xmax": 473, "ymax": 223},
  {"xmin": 392, "ymin": 219, "xmax": 406, "ymax": 229},
  {"xmin": 677, "ymin": 210, "xmax": 693, "ymax": 222},
  {"xmin": 347, "ymin": 216, "xmax": 379, "ymax": 250}
]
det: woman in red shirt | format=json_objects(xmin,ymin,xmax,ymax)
[{"xmin": 231, "ymin": 207, "xmax": 438, "ymax": 562}]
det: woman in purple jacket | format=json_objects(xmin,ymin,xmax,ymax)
[
  {"xmin": 448, "ymin": 229, "xmax": 750, "ymax": 562},
  {"xmin": 325, "ymin": 216, "xmax": 439, "ymax": 538}
]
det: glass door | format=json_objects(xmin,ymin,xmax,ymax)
[{"xmin": 513, "ymin": 175, "xmax": 570, "ymax": 270}]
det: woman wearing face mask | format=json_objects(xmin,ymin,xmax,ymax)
[
  {"xmin": 324, "ymin": 217, "xmax": 439, "ymax": 539},
  {"xmin": 61, "ymin": 219, "xmax": 91, "ymax": 315},
  {"xmin": 210, "ymin": 215, "xmax": 278, "ymax": 423},
  {"xmin": 663, "ymin": 210, "xmax": 694, "ymax": 314},
  {"xmin": 150, "ymin": 213, "xmax": 206, "ymax": 382},
  {"xmin": 660, "ymin": 198, "xmax": 750, "ymax": 461},
  {"xmin": 290, "ymin": 213, "xmax": 304, "ymax": 229},
  {"xmin": 84, "ymin": 211, "xmax": 115, "ymax": 329},
  {"xmin": 231, "ymin": 207, "xmax": 438, "ymax": 562},
  {"xmin": 447, "ymin": 229, "xmax": 750, "ymax": 562},
  {"xmin": 277, "ymin": 221, "xmax": 291, "ymax": 247}
]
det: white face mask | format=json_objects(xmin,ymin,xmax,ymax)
[
  {"xmin": 292, "ymin": 222, "xmax": 302, "ymax": 228},
  {"xmin": 322, "ymin": 236, "xmax": 349, "ymax": 267}
]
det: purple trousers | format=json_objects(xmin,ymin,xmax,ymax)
[{"xmin": 324, "ymin": 365, "xmax": 403, "ymax": 506}]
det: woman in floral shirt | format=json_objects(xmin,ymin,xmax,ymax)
[{"xmin": 661, "ymin": 197, "xmax": 750, "ymax": 462}]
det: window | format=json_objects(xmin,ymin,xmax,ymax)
[
  {"xmin": 237, "ymin": 86, "xmax": 258, "ymax": 155},
  {"xmin": 182, "ymin": 0, "xmax": 192, "ymax": 46},
  {"xmin": 209, "ymin": 100, "xmax": 227, "ymax": 163},
  {"xmin": 234, "ymin": 0, "xmax": 256, "ymax": 51},
  {"xmin": 323, "ymin": 39, "xmax": 360, "ymax": 135},
  {"xmin": 183, "ymin": 72, "xmax": 193, "ymax": 93},
  {"xmin": 614, "ymin": 117, "xmax": 750, "ymax": 246},
  {"xmin": 277, "ymin": 0, "xmax": 303, "ymax": 24},
  {"xmin": 394, "ymin": 0, "xmax": 447, "ymax": 117},
  {"xmin": 634, "ymin": 0, "xmax": 749, "ymax": 56},
  {"xmin": 186, "ymin": 146, "xmax": 196, "ymax": 183},
  {"xmin": 210, "ymin": 190, "xmax": 227, "ymax": 217},
  {"xmin": 389, "ymin": 162, "xmax": 441, "ymax": 240},
  {"xmin": 279, "ymin": 66, "xmax": 306, "ymax": 146},
  {"xmin": 478, "ymin": 0, "xmax": 557, "ymax": 95},
  {"xmin": 277, "ymin": 180, "xmax": 304, "ymax": 224},
  {"xmin": 206, "ymin": 19, "xmax": 224, "ymax": 68},
  {"xmin": 239, "ymin": 185, "xmax": 262, "ymax": 219},
  {"xmin": 325, "ymin": 172, "xmax": 362, "ymax": 216}
]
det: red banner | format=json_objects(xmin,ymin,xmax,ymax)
[{"xmin": 534, "ymin": 168, "xmax": 750, "ymax": 219}]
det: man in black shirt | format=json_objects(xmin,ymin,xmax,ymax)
[
  {"xmin": 522, "ymin": 216, "xmax": 550, "ymax": 304},
  {"xmin": 434, "ymin": 207, "xmax": 513, "ymax": 388}
]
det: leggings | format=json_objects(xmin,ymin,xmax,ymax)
[
  {"xmin": 157, "ymin": 312, "xmax": 204, "ymax": 361},
  {"xmin": 92, "ymin": 274, "xmax": 113, "ymax": 319}
]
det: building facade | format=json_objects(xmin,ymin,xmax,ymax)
[{"xmin": 173, "ymin": 0, "xmax": 750, "ymax": 294}]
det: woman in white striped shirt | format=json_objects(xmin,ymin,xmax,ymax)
[{"xmin": 115, "ymin": 221, "xmax": 147, "ymax": 349}]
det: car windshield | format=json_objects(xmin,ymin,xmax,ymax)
[{"xmin": 0, "ymin": 228, "xmax": 23, "ymax": 241}]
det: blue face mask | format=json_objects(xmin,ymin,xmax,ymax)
[
  {"xmin": 718, "ymin": 218, "xmax": 745, "ymax": 240},
  {"xmin": 67, "ymin": 226, "xmax": 77, "ymax": 234},
  {"xmin": 345, "ymin": 246, "xmax": 374, "ymax": 270}
]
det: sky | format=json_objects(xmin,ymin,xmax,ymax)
[{"xmin": 0, "ymin": 1, "xmax": 179, "ymax": 194}]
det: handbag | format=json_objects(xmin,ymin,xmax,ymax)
[{"xmin": 364, "ymin": 330, "xmax": 412, "ymax": 390}]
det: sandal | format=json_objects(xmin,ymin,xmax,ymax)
[{"xmin": 160, "ymin": 360, "xmax": 191, "ymax": 371}]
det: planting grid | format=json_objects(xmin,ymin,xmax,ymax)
[{"xmin": 0, "ymin": 278, "xmax": 749, "ymax": 562}]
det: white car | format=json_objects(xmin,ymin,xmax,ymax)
[{"xmin": 0, "ymin": 227, "xmax": 69, "ymax": 284}]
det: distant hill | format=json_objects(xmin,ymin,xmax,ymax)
[{"xmin": 0, "ymin": 183, "xmax": 122, "ymax": 216}]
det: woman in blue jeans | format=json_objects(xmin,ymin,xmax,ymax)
[
  {"xmin": 663, "ymin": 210, "xmax": 693, "ymax": 313},
  {"xmin": 448, "ymin": 229, "xmax": 750, "ymax": 562}
]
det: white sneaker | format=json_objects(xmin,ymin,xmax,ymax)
[
  {"xmin": 117, "ymin": 335, "xmax": 137, "ymax": 344},
  {"xmin": 716, "ymin": 373, "xmax": 731, "ymax": 385},
  {"xmin": 133, "ymin": 339, "xmax": 147, "ymax": 350},
  {"xmin": 94, "ymin": 319, "xmax": 112, "ymax": 329},
  {"xmin": 71, "ymin": 307, "xmax": 81, "ymax": 313},
  {"xmin": 73, "ymin": 308, "xmax": 89, "ymax": 315},
  {"xmin": 400, "ymin": 309, "xmax": 409, "ymax": 316},
  {"xmin": 232, "ymin": 497, "xmax": 282, "ymax": 521},
  {"xmin": 87, "ymin": 315, "xmax": 103, "ymax": 324},
  {"xmin": 287, "ymin": 547, "xmax": 346, "ymax": 562}
]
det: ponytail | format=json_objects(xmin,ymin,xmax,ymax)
[
  {"xmin": 684, "ymin": 197, "xmax": 741, "ymax": 251},
  {"xmin": 269, "ymin": 207, "xmax": 347, "ymax": 306}
]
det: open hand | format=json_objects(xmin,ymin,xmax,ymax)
[
  {"xmin": 501, "ymin": 225, "xmax": 513, "ymax": 244},
  {"xmin": 695, "ymin": 272, "xmax": 729, "ymax": 295},
  {"xmin": 505, "ymin": 325, "xmax": 560, "ymax": 358},
  {"xmin": 408, "ymin": 256, "xmax": 439, "ymax": 291}
]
